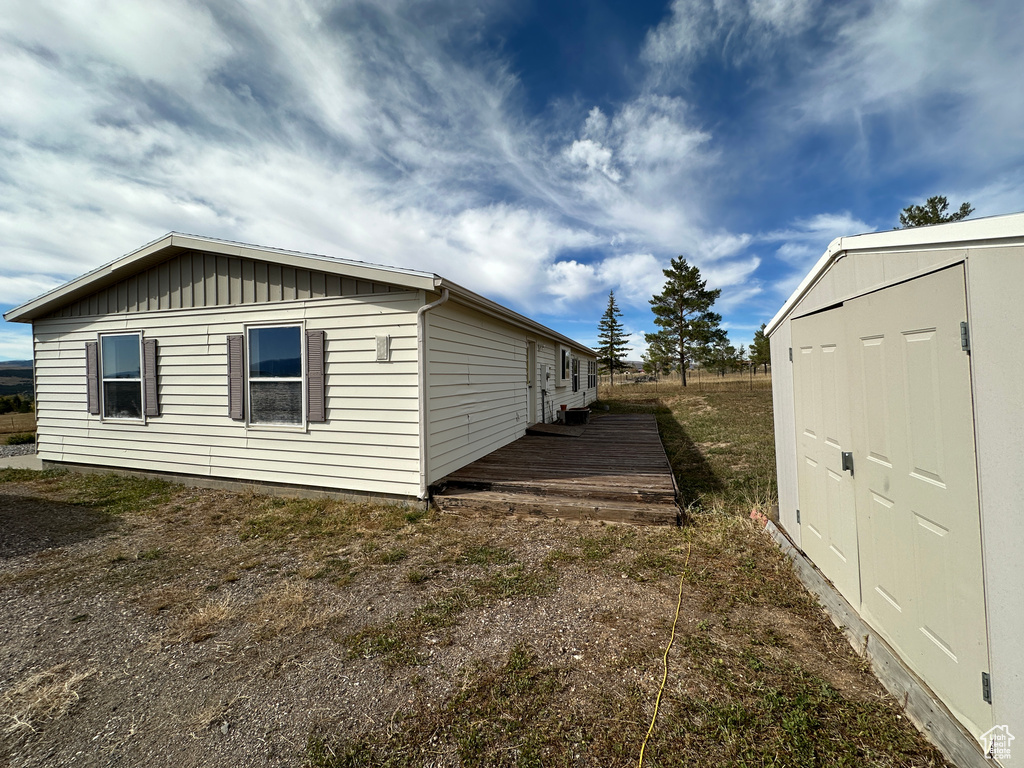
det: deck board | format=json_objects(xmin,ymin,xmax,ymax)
[{"xmin": 433, "ymin": 414, "xmax": 679, "ymax": 524}]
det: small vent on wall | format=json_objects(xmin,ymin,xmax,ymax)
[{"xmin": 376, "ymin": 334, "xmax": 391, "ymax": 362}]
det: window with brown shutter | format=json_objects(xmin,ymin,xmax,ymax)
[
  {"xmin": 227, "ymin": 334, "xmax": 245, "ymax": 420},
  {"xmin": 143, "ymin": 338, "xmax": 159, "ymax": 417},
  {"xmin": 306, "ymin": 329, "xmax": 326, "ymax": 423},
  {"xmin": 85, "ymin": 342, "xmax": 100, "ymax": 415}
]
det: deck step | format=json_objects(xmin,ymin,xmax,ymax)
[
  {"xmin": 433, "ymin": 488, "xmax": 679, "ymax": 526},
  {"xmin": 439, "ymin": 478, "xmax": 676, "ymax": 505}
]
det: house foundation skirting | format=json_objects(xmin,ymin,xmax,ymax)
[
  {"xmin": 40, "ymin": 460, "xmax": 425, "ymax": 509},
  {"xmin": 763, "ymin": 519, "xmax": 994, "ymax": 768}
]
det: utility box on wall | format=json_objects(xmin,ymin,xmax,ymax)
[{"xmin": 766, "ymin": 213, "xmax": 1024, "ymax": 759}]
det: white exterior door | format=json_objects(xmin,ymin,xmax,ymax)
[
  {"xmin": 793, "ymin": 265, "xmax": 991, "ymax": 739},
  {"xmin": 527, "ymin": 341, "xmax": 537, "ymax": 424},
  {"xmin": 792, "ymin": 308, "xmax": 861, "ymax": 607},
  {"xmin": 846, "ymin": 265, "xmax": 991, "ymax": 738}
]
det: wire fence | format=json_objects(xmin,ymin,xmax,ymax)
[
  {"xmin": 599, "ymin": 368, "xmax": 772, "ymax": 393},
  {"xmin": 0, "ymin": 412, "xmax": 36, "ymax": 435}
]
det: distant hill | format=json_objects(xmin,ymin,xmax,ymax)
[{"xmin": 0, "ymin": 361, "xmax": 33, "ymax": 398}]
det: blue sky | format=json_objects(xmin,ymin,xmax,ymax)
[{"xmin": 3, "ymin": 0, "xmax": 1024, "ymax": 360}]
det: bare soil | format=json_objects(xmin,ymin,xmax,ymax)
[{"xmin": 0, "ymin": 472, "xmax": 947, "ymax": 768}]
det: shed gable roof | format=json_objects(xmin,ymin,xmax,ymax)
[{"xmin": 766, "ymin": 210, "xmax": 1024, "ymax": 336}]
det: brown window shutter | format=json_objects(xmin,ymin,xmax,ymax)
[
  {"xmin": 306, "ymin": 329, "xmax": 326, "ymax": 423},
  {"xmin": 85, "ymin": 341, "xmax": 100, "ymax": 414},
  {"xmin": 143, "ymin": 338, "xmax": 159, "ymax": 418},
  {"xmin": 227, "ymin": 334, "xmax": 245, "ymax": 420}
]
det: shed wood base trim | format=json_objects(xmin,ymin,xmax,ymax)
[
  {"xmin": 39, "ymin": 461, "xmax": 424, "ymax": 509},
  {"xmin": 764, "ymin": 519, "xmax": 994, "ymax": 768}
]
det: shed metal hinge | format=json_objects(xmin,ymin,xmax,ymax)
[
  {"xmin": 796, "ymin": 509, "xmax": 800, "ymax": 525},
  {"xmin": 789, "ymin": 347, "xmax": 793, "ymax": 362},
  {"xmin": 982, "ymin": 672, "xmax": 992, "ymax": 704},
  {"xmin": 961, "ymin": 322, "xmax": 971, "ymax": 353}
]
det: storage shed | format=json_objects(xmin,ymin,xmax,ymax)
[
  {"xmin": 767, "ymin": 213, "xmax": 1024, "ymax": 754},
  {"xmin": 4, "ymin": 233, "xmax": 598, "ymax": 503}
]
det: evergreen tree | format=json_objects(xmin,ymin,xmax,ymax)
[
  {"xmin": 642, "ymin": 331, "xmax": 675, "ymax": 378},
  {"xmin": 647, "ymin": 256, "xmax": 723, "ymax": 386},
  {"xmin": 898, "ymin": 195, "xmax": 973, "ymax": 228},
  {"xmin": 751, "ymin": 323, "xmax": 771, "ymax": 374},
  {"xmin": 596, "ymin": 290, "xmax": 630, "ymax": 386}
]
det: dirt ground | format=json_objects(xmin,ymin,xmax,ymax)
[{"xmin": 0, "ymin": 468, "xmax": 947, "ymax": 768}]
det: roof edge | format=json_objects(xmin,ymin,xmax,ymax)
[
  {"xmin": 765, "ymin": 210, "xmax": 1024, "ymax": 336},
  {"xmin": 4, "ymin": 232, "xmax": 439, "ymax": 323}
]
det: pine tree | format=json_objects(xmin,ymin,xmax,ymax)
[
  {"xmin": 751, "ymin": 323, "xmax": 771, "ymax": 374},
  {"xmin": 642, "ymin": 331, "xmax": 674, "ymax": 377},
  {"xmin": 898, "ymin": 195, "xmax": 973, "ymax": 228},
  {"xmin": 648, "ymin": 256, "xmax": 722, "ymax": 386},
  {"xmin": 597, "ymin": 290, "xmax": 630, "ymax": 386}
]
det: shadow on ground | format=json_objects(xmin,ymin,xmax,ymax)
[
  {"xmin": 0, "ymin": 493, "xmax": 117, "ymax": 558},
  {"xmin": 603, "ymin": 399, "xmax": 722, "ymax": 509}
]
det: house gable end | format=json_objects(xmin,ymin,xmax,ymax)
[{"xmin": 47, "ymin": 250, "xmax": 408, "ymax": 319}]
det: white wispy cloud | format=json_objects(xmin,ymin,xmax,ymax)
[{"xmin": 0, "ymin": 0, "xmax": 753, "ymax": 332}]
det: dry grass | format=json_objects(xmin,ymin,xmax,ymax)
[
  {"xmin": 1, "ymin": 665, "xmax": 95, "ymax": 736},
  {"xmin": 0, "ymin": 412, "xmax": 34, "ymax": 435},
  {"xmin": 0, "ymin": 388, "xmax": 951, "ymax": 768},
  {"xmin": 164, "ymin": 593, "xmax": 236, "ymax": 644}
]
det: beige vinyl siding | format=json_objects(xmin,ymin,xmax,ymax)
[
  {"xmin": 33, "ymin": 292, "xmax": 423, "ymax": 497},
  {"xmin": 425, "ymin": 303, "xmax": 527, "ymax": 482},
  {"xmin": 425, "ymin": 301, "xmax": 597, "ymax": 483},
  {"xmin": 50, "ymin": 250, "xmax": 403, "ymax": 318}
]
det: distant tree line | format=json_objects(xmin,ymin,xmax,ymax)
[{"xmin": 0, "ymin": 394, "xmax": 33, "ymax": 414}]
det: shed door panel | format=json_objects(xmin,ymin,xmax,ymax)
[
  {"xmin": 847, "ymin": 265, "xmax": 991, "ymax": 737},
  {"xmin": 792, "ymin": 308, "xmax": 861, "ymax": 607}
]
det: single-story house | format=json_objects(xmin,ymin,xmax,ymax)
[
  {"xmin": 766, "ymin": 212, "xmax": 1024, "ymax": 756},
  {"xmin": 4, "ymin": 233, "xmax": 598, "ymax": 502}
]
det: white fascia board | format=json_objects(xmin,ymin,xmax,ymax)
[
  {"xmin": 4, "ymin": 232, "xmax": 439, "ymax": 323},
  {"xmin": 765, "ymin": 210, "xmax": 1024, "ymax": 337},
  {"xmin": 439, "ymin": 279, "xmax": 597, "ymax": 356}
]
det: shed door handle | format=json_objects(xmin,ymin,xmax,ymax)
[{"xmin": 841, "ymin": 451, "xmax": 854, "ymax": 476}]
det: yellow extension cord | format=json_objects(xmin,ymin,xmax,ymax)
[{"xmin": 637, "ymin": 542, "xmax": 691, "ymax": 768}]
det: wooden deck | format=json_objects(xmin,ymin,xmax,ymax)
[{"xmin": 432, "ymin": 414, "xmax": 680, "ymax": 525}]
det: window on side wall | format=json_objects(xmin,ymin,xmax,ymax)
[
  {"xmin": 560, "ymin": 347, "xmax": 571, "ymax": 383},
  {"xmin": 248, "ymin": 325, "xmax": 304, "ymax": 425},
  {"xmin": 101, "ymin": 333, "xmax": 143, "ymax": 419}
]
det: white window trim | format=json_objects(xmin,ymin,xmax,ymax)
[
  {"xmin": 99, "ymin": 331, "xmax": 145, "ymax": 423},
  {"xmin": 245, "ymin": 321, "xmax": 307, "ymax": 431},
  {"xmin": 559, "ymin": 346, "xmax": 571, "ymax": 386}
]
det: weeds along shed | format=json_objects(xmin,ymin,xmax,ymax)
[
  {"xmin": 3, "ymin": 233, "xmax": 597, "ymax": 503},
  {"xmin": 766, "ymin": 212, "xmax": 1024, "ymax": 752}
]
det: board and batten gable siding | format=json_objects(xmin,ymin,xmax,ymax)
[
  {"xmin": 49, "ymin": 250, "xmax": 403, "ymax": 318},
  {"xmin": 425, "ymin": 300, "xmax": 596, "ymax": 484},
  {"xmin": 33, "ymin": 291, "xmax": 423, "ymax": 497}
]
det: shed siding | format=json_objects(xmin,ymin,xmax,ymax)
[
  {"xmin": 34, "ymin": 292, "xmax": 422, "ymax": 497},
  {"xmin": 964, "ymin": 246, "xmax": 1024, "ymax": 738},
  {"xmin": 768, "ymin": 318, "xmax": 799, "ymax": 545},
  {"xmin": 425, "ymin": 301, "xmax": 596, "ymax": 484},
  {"xmin": 788, "ymin": 249, "xmax": 967, "ymax": 321},
  {"xmin": 52, "ymin": 250, "xmax": 401, "ymax": 318}
]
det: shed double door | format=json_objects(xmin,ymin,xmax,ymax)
[{"xmin": 792, "ymin": 265, "xmax": 991, "ymax": 738}]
